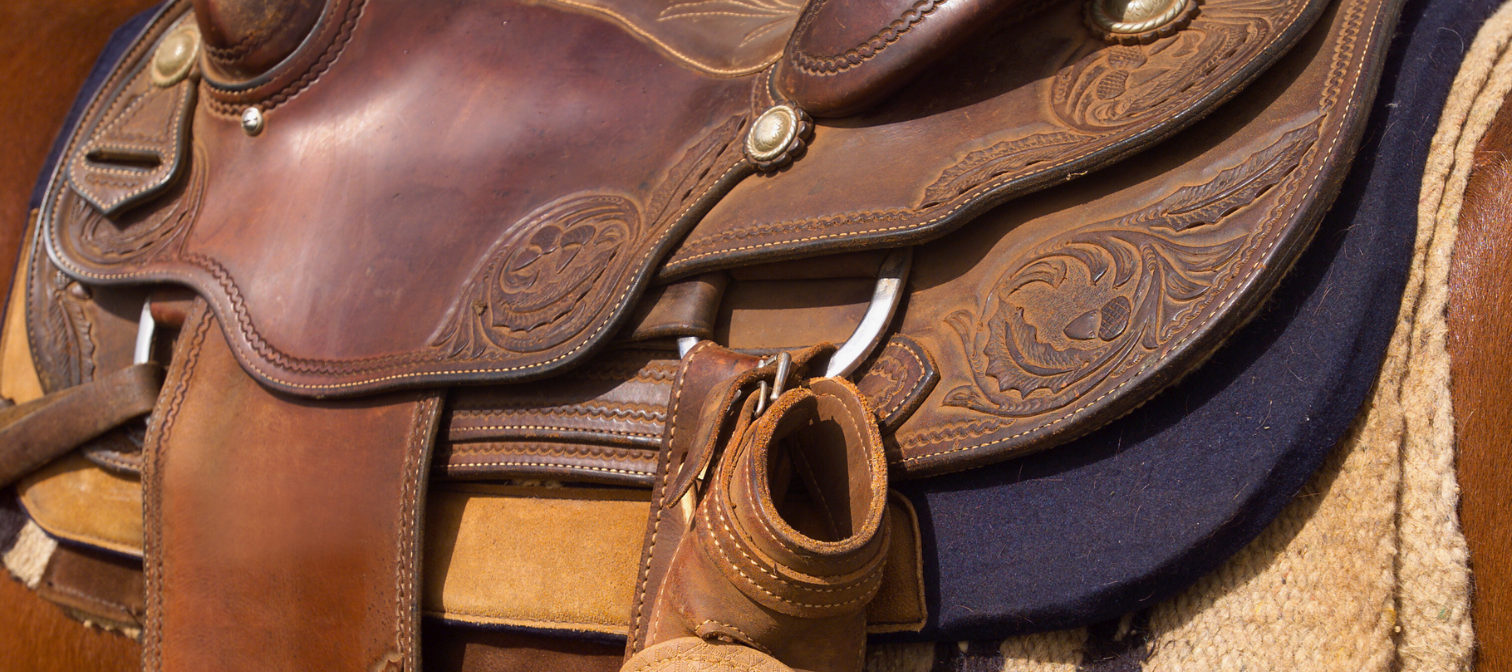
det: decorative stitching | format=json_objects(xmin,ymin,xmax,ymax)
[
  {"xmin": 786, "ymin": 0, "xmax": 946, "ymax": 77},
  {"xmin": 664, "ymin": 1, "xmax": 1319, "ymax": 277},
  {"xmin": 629, "ymin": 341, "xmax": 714, "ymax": 652},
  {"xmin": 141, "ymin": 295, "xmax": 211, "ymax": 672},
  {"xmin": 44, "ymin": 121, "xmax": 752, "ymax": 393},
  {"xmin": 202, "ymin": 0, "xmax": 367, "ymax": 116}
]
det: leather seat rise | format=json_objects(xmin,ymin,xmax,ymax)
[{"xmin": 0, "ymin": 0, "xmax": 1409, "ymax": 669}]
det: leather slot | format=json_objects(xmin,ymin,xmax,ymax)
[{"xmin": 84, "ymin": 147, "xmax": 163, "ymax": 171}]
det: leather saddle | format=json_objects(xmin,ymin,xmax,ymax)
[{"xmin": 0, "ymin": 0, "xmax": 1407, "ymax": 667}]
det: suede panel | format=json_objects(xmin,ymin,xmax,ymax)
[{"xmin": 18, "ymin": 454, "xmax": 141, "ymax": 558}]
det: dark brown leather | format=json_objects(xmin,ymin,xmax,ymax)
[
  {"xmin": 193, "ymin": 0, "xmax": 322, "ymax": 81},
  {"xmin": 664, "ymin": 0, "xmax": 1330, "ymax": 278},
  {"xmin": 625, "ymin": 273, "xmax": 730, "ymax": 342},
  {"xmin": 0, "ymin": 363, "xmax": 160, "ymax": 488},
  {"xmin": 44, "ymin": 0, "xmax": 759, "ymax": 395},
  {"xmin": 776, "ymin": 0, "xmax": 1032, "ymax": 117},
  {"xmin": 141, "ymin": 301, "xmax": 442, "ymax": 672}
]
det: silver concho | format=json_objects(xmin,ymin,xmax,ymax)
[
  {"xmin": 151, "ymin": 22, "xmax": 201, "ymax": 88},
  {"xmin": 745, "ymin": 104, "xmax": 811, "ymax": 171}
]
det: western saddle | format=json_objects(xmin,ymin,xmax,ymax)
[{"xmin": 0, "ymin": 0, "xmax": 1406, "ymax": 668}]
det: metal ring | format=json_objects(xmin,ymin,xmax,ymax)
[{"xmin": 676, "ymin": 248, "xmax": 912, "ymax": 380}]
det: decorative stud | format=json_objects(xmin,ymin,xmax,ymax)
[
  {"xmin": 1085, "ymin": 0, "xmax": 1197, "ymax": 44},
  {"xmin": 241, "ymin": 107, "xmax": 264, "ymax": 136},
  {"xmin": 151, "ymin": 23, "xmax": 201, "ymax": 88},
  {"xmin": 745, "ymin": 104, "xmax": 813, "ymax": 172}
]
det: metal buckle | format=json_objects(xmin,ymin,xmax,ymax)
[{"xmin": 753, "ymin": 351, "xmax": 792, "ymax": 416}]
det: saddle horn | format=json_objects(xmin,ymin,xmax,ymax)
[
  {"xmin": 774, "ymin": 0, "xmax": 1037, "ymax": 117},
  {"xmin": 192, "ymin": 0, "xmax": 324, "ymax": 81}
]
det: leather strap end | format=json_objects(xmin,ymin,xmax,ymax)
[{"xmin": 0, "ymin": 363, "xmax": 163, "ymax": 488}]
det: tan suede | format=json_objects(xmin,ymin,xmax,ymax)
[
  {"xmin": 0, "ymin": 211, "xmax": 44, "ymax": 405},
  {"xmin": 423, "ymin": 483, "xmax": 654, "ymax": 635},
  {"xmin": 21, "ymin": 468, "xmax": 927, "ymax": 635},
  {"xmin": 17, "ymin": 454, "xmax": 143, "ymax": 557}
]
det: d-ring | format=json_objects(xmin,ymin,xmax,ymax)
[{"xmin": 676, "ymin": 248, "xmax": 912, "ymax": 379}]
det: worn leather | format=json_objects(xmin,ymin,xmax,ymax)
[
  {"xmin": 623, "ymin": 638, "xmax": 793, "ymax": 672},
  {"xmin": 18, "ymin": 453, "xmax": 143, "ymax": 557},
  {"xmin": 192, "ymin": 0, "xmax": 322, "ymax": 81},
  {"xmin": 38, "ymin": 0, "xmax": 1321, "ymax": 400},
  {"xmin": 0, "ymin": 362, "xmax": 159, "ymax": 488},
  {"xmin": 628, "ymin": 343, "xmax": 890, "ymax": 670},
  {"xmin": 141, "ymin": 301, "xmax": 442, "ymax": 672},
  {"xmin": 36, "ymin": 542, "xmax": 146, "ymax": 633},
  {"xmin": 13, "ymin": 466, "xmax": 928, "ymax": 637}
]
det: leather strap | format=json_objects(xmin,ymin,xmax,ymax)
[
  {"xmin": 142, "ymin": 300, "xmax": 443, "ymax": 672},
  {"xmin": 0, "ymin": 362, "xmax": 161, "ymax": 488}
]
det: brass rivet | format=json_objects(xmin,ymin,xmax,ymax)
[
  {"xmin": 1087, "ymin": 0, "xmax": 1194, "ymax": 42},
  {"xmin": 747, "ymin": 105, "xmax": 798, "ymax": 163},
  {"xmin": 241, "ymin": 107, "xmax": 264, "ymax": 136},
  {"xmin": 151, "ymin": 23, "xmax": 200, "ymax": 88}
]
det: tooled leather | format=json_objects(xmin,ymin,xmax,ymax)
[
  {"xmin": 66, "ymin": 36, "xmax": 196, "ymax": 216},
  {"xmin": 445, "ymin": 346, "xmax": 678, "ymax": 448},
  {"xmin": 880, "ymin": 0, "xmax": 1404, "ymax": 474},
  {"xmin": 665, "ymin": 0, "xmax": 1330, "ymax": 278},
  {"xmin": 854, "ymin": 335, "xmax": 938, "ymax": 431},
  {"xmin": 534, "ymin": 0, "xmax": 803, "ymax": 78},
  {"xmin": 43, "ymin": 0, "xmax": 764, "ymax": 396}
]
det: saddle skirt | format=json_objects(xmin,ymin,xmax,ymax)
[{"xmin": 0, "ymin": 0, "xmax": 1410, "ymax": 667}]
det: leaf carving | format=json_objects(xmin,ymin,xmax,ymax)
[
  {"xmin": 944, "ymin": 119, "xmax": 1322, "ymax": 419},
  {"xmin": 1113, "ymin": 124, "xmax": 1320, "ymax": 232}
]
